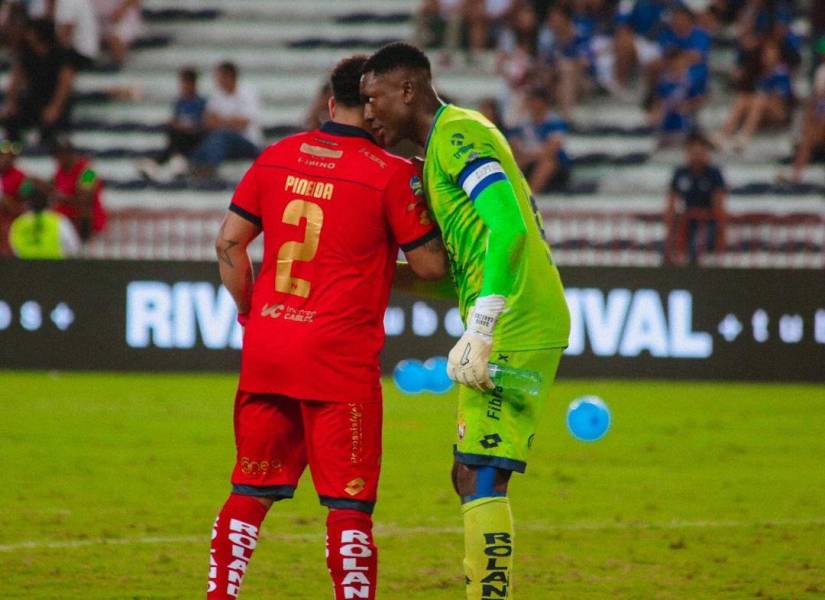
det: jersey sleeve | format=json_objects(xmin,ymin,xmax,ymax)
[
  {"xmin": 384, "ymin": 161, "xmax": 438, "ymax": 251},
  {"xmin": 435, "ymin": 118, "xmax": 508, "ymax": 202},
  {"xmin": 229, "ymin": 162, "xmax": 263, "ymax": 228}
]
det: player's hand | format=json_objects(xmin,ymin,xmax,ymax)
[
  {"xmin": 447, "ymin": 326, "xmax": 494, "ymax": 391},
  {"xmin": 447, "ymin": 296, "xmax": 506, "ymax": 392}
]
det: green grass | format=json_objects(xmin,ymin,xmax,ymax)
[{"xmin": 0, "ymin": 372, "xmax": 824, "ymax": 599}]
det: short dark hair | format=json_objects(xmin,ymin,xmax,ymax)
[
  {"xmin": 217, "ymin": 61, "xmax": 238, "ymax": 79},
  {"xmin": 330, "ymin": 55, "xmax": 368, "ymax": 108},
  {"xmin": 179, "ymin": 67, "xmax": 198, "ymax": 84},
  {"xmin": 362, "ymin": 42, "xmax": 431, "ymax": 78}
]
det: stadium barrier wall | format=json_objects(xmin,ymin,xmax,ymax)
[{"xmin": 0, "ymin": 260, "xmax": 822, "ymax": 381}]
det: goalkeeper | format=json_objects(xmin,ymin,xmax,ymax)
[{"xmin": 362, "ymin": 43, "xmax": 570, "ymax": 599}]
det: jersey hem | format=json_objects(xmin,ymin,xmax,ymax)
[
  {"xmin": 229, "ymin": 203, "xmax": 262, "ymax": 228},
  {"xmin": 400, "ymin": 228, "xmax": 440, "ymax": 252}
]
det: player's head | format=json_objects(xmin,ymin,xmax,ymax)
[
  {"xmin": 685, "ymin": 131, "xmax": 712, "ymax": 166},
  {"xmin": 360, "ymin": 42, "xmax": 434, "ymax": 147},
  {"xmin": 0, "ymin": 139, "xmax": 22, "ymax": 171},
  {"xmin": 215, "ymin": 61, "xmax": 238, "ymax": 93},
  {"xmin": 328, "ymin": 55, "xmax": 371, "ymax": 131},
  {"xmin": 178, "ymin": 67, "xmax": 198, "ymax": 97}
]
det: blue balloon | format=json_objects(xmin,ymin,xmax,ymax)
[
  {"xmin": 423, "ymin": 356, "xmax": 454, "ymax": 394},
  {"xmin": 393, "ymin": 359, "xmax": 427, "ymax": 394},
  {"xmin": 566, "ymin": 396, "xmax": 611, "ymax": 442}
]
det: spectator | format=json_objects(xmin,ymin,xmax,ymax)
[
  {"xmin": 136, "ymin": 67, "xmax": 206, "ymax": 182},
  {"xmin": 496, "ymin": 3, "xmax": 539, "ymax": 124},
  {"xmin": 466, "ymin": 0, "xmax": 517, "ymax": 58},
  {"xmin": 648, "ymin": 48, "xmax": 704, "ymax": 146},
  {"xmin": 718, "ymin": 41, "xmax": 793, "ymax": 150},
  {"xmin": 538, "ymin": 5, "xmax": 596, "ymax": 119},
  {"xmin": 55, "ymin": 0, "xmax": 100, "ymax": 68},
  {"xmin": 509, "ymin": 87, "xmax": 572, "ymax": 192},
  {"xmin": 190, "ymin": 61, "xmax": 262, "ymax": 179},
  {"xmin": 2, "ymin": 17, "xmax": 76, "ymax": 146},
  {"xmin": 0, "ymin": 139, "xmax": 28, "ymax": 256},
  {"xmin": 656, "ymin": 5, "xmax": 711, "ymax": 99},
  {"xmin": 50, "ymin": 136, "xmax": 107, "ymax": 240},
  {"xmin": 415, "ymin": 0, "xmax": 465, "ymax": 58},
  {"xmin": 665, "ymin": 132, "xmax": 727, "ymax": 265},
  {"xmin": 612, "ymin": 0, "xmax": 670, "ymax": 87},
  {"xmin": 91, "ymin": 0, "xmax": 144, "ymax": 64},
  {"xmin": 784, "ymin": 36, "xmax": 825, "ymax": 182},
  {"xmin": 9, "ymin": 179, "xmax": 81, "ymax": 259}
]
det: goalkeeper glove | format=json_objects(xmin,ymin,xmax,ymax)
[{"xmin": 447, "ymin": 295, "xmax": 506, "ymax": 392}]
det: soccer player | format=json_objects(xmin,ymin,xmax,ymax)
[
  {"xmin": 361, "ymin": 43, "xmax": 571, "ymax": 599},
  {"xmin": 208, "ymin": 55, "xmax": 447, "ymax": 600}
]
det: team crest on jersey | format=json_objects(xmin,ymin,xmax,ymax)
[
  {"xmin": 457, "ymin": 420, "xmax": 466, "ymax": 440},
  {"xmin": 409, "ymin": 175, "xmax": 423, "ymax": 196}
]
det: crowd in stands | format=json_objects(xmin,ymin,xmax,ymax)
[
  {"xmin": 417, "ymin": 0, "xmax": 824, "ymax": 263},
  {"xmin": 137, "ymin": 62, "xmax": 262, "ymax": 182},
  {"xmin": 416, "ymin": 0, "xmax": 824, "ymax": 164}
]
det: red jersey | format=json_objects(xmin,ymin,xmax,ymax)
[
  {"xmin": 53, "ymin": 158, "xmax": 107, "ymax": 233},
  {"xmin": 230, "ymin": 122, "xmax": 437, "ymax": 403},
  {"xmin": 1, "ymin": 166, "xmax": 25, "ymax": 202},
  {"xmin": 0, "ymin": 166, "xmax": 27, "ymax": 257}
]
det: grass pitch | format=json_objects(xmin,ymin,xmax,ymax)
[{"xmin": 0, "ymin": 372, "xmax": 823, "ymax": 599}]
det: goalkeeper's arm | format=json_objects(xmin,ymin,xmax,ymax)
[{"xmin": 447, "ymin": 166, "xmax": 527, "ymax": 390}]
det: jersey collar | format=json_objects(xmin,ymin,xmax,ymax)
[
  {"xmin": 424, "ymin": 103, "xmax": 449, "ymax": 154},
  {"xmin": 320, "ymin": 121, "xmax": 376, "ymax": 143}
]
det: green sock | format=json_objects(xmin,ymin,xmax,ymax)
[{"xmin": 462, "ymin": 497, "xmax": 514, "ymax": 599}]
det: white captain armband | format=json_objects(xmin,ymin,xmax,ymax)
[{"xmin": 457, "ymin": 158, "xmax": 507, "ymax": 201}]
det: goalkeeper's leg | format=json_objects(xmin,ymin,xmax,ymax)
[{"xmin": 454, "ymin": 462, "xmax": 514, "ymax": 600}]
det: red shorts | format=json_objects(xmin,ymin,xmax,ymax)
[{"xmin": 230, "ymin": 390, "xmax": 382, "ymax": 513}]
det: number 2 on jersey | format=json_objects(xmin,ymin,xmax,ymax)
[{"xmin": 275, "ymin": 199, "xmax": 323, "ymax": 298}]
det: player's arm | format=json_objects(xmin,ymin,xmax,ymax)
[
  {"xmin": 215, "ymin": 211, "xmax": 260, "ymax": 320},
  {"xmin": 385, "ymin": 162, "xmax": 449, "ymax": 283},
  {"xmin": 440, "ymin": 121, "xmax": 528, "ymax": 391},
  {"xmin": 217, "ymin": 162, "xmax": 263, "ymax": 322},
  {"xmin": 403, "ymin": 234, "xmax": 449, "ymax": 280}
]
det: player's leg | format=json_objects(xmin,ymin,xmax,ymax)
[
  {"xmin": 208, "ymin": 391, "xmax": 307, "ymax": 599},
  {"xmin": 303, "ymin": 400, "xmax": 382, "ymax": 600},
  {"xmin": 453, "ymin": 348, "xmax": 563, "ymax": 600}
]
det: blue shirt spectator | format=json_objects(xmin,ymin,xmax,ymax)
[
  {"xmin": 756, "ymin": 65, "xmax": 792, "ymax": 100},
  {"xmin": 616, "ymin": 0, "xmax": 669, "ymax": 39},
  {"xmin": 172, "ymin": 94, "xmax": 207, "ymax": 131}
]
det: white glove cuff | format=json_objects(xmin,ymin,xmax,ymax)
[{"xmin": 468, "ymin": 295, "xmax": 506, "ymax": 339}]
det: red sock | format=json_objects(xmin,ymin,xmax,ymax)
[
  {"xmin": 325, "ymin": 509, "xmax": 378, "ymax": 600},
  {"xmin": 207, "ymin": 494, "xmax": 269, "ymax": 599}
]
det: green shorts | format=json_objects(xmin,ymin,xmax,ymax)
[{"xmin": 455, "ymin": 347, "xmax": 563, "ymax": 473}]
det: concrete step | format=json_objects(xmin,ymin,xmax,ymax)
[{"xmin": 143, "ymin": 0, "xmax": 417, "ymax": 20}]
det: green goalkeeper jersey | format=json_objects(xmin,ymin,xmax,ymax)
[{"xmin": 423, "ymin": 103, "xmax": 570, "ymax": 350}]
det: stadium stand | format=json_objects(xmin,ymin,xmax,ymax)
[{"xmin": 2, "ymin": 0, "xmax": 823, "ymax": 266}]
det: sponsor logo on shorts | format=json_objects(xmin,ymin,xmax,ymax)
[
  {"xmin": 487, "ymin": 387, "xmax": 504, "ymax": 420},
  {"xmin": 239, "ymin": 456, "xmax": 282, "ymax": 475},
  {"xmin": 345, "ymin": 477, "xmax": 366, "ymax": 496},
  {"xmin": 348, "ymin": 403, "xmax": 364, "ymax": 465},
  {"xmin": 480, "ymin": 433, "xmax": 502, "ymax": 449}
]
